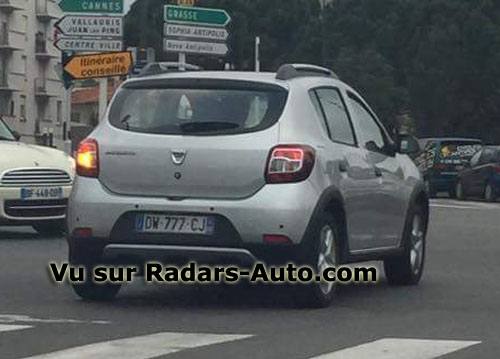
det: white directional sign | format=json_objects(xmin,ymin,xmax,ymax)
[
  {"xmin": 55, "ymin": 37, "xmax": 123, "ymax": 52},
  {"xmin": 55, "ymin": 15, "xmax": 123, "ymax": 38},
  {"xmin": 164, "ymin": 23, "xmax": 229, "ymax": 41},
  {"xmin": 164, "ymin": 39, "xmax": 229, "ymax": 56}
]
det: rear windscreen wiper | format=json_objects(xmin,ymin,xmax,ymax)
[{"xmin": 179, "ymin": 121, "xmax": 239, "ymax": 133}]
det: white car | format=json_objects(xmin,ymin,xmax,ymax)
[{"xmin": 0, "ymin": 117, "xmax": 74, "ymax": 235}]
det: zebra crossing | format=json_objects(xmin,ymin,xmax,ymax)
[{"xmin": 0, "ymin": 321, "xmax": 482, "ymax": 359}]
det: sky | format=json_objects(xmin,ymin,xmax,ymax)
[{"xmin": 125, "ymin": 0, "xmax": 138, "ymax": 14}]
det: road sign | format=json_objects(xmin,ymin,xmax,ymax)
[
  {"xmin": 177, "ymin": 0, "xmax": 195, "ymax": 6},
  {"xmin": 55, "ymin": 15, "xmax": 123, "ymax": 38},
  {"xmin": 164, "ymin": 23, "xmax": 229, "ymax": 42},
  {"xmin": 58, "ymin": 0, "xmax": 124, "ymax": 14},
  {"xmin": 55, "ymin": 37, "xmax": 123, "ymax": 52},
  {"xmin": 164, "ymin": 39, "xmax": 229, "ymax": 56},
  {"xmin": 63, "ymin": 51, "xmax": 132, "ymax": 80},
  {"xmin": 164, "ymin": 5, "xmax": 231, "ymax": 27}
]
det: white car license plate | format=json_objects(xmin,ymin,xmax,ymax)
[
  {"xmin": 135, "ymin": 214, "xmax": 215, "ymax": 235},
  {"xmin": 20, "ymin": 187, "xmax": 63, "ymax": 201}
]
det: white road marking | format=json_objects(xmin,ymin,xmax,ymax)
[
  {"xmin": 0, "ymin": 314, "xmax": 110, "ymax": 325},
  {"xmin": 430, "ymin": 199, "xmax": 499, "ymax": 210},
  {"xmin": 21, "ymin": 332, "xmax": 252, "ymax": 359},
  {"xmin": 308, "ymin": 338, "xmax": 481, "ymax": 359},
  {"xmin": 0, "ymin": 324, "xmax": 33, "ymax": 333},
  {"xmin": 430, "ymin": 204, "xmax": 481, "ymax": 209}
]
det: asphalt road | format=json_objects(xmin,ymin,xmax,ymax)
[{"xmin": 0, "ymin": 199, "xmax": 499, "ymax": 359}]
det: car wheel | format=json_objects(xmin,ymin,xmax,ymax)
[
  {"xmin": 424, "ymin": 180, "xmax": 436, "ymax": 198},
  {"xmin": 384, "ymin": 205, "xmax": 426, "ymax": 285},
  {"xmin": 71, "ymin": 265, "xmax": 121, "ymax": 302},
  {"xmin": 295, "ymin": 213, "xmax": 339, "ymax": 308},
  {"xmin": 72, "ymin": 281, "xmax": 121, "ymax": 302},
  {"xmin": 456, "ymin": 180, "xmax": 466, "ymax": 200},
  {"xmin": 33, "ymin": 220, "xmax": 65, "ymax": 236},
  {"xmin": 484, "ymin": 182, "xmax": 496, "ymax": 202}
]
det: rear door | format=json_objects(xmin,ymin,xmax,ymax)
[
  {"xmin": 461, "ymin": 150, "xmax": 481, "ymax": 196},
  {"xmin": 470, "ymin": 148, "xmax": 495, "ymax": 195},
  {"xmin": 310, "ymin": 87, "xmax": 381, "ymax": 251},
  {"xmin": 345, "ymin": 91, "xmax": 406, "ymax": 249},
  {"xmin": 99, "ymin": 79, "xmax": 288, "ymax": 199}
]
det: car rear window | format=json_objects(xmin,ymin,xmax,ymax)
[
  {"xmin": 108, "ymin": 80, "xmax": 288, "ymax": 136},
  {"xmin": 436, "ymin": 141, "xmax": 482, "ymax": 164}
]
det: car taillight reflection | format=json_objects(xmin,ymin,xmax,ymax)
[{"xmin": 76, "ymin": 139, "xmax": 99, "ymax": 178}]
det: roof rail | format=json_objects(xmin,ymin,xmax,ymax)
[
  {"xmin": 275, "ymin": 63, "xmax": 339, "ymax": 81},
  {"xmin": 138, "ymin": 62, "xmax": 203, "ymax": 77}
]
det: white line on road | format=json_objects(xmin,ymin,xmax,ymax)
[
  {"xmin": 21, "ymin": 332, "xmax": 253, "ymax": 359},
  {"xmin": 430, "ymin": 204, "xmax": 482, "ymax": 209},
  {"xmin": 308, "ymin": 338, "xmax": 481, "ymax": 359},
  {"xmin": 0, "ymin": 314, "xmax": 110, "ymax": 325},
  {"xmin": 0, "ymin": 324, "xmax": 33, "ymax": 333}
]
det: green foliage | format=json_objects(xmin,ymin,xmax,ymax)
[{"xmin": 124, "ymin": 0, "xmax": 500, "ymax": 143}]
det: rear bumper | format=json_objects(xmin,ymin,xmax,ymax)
[
  {"xmin": 103, "ymin": 244, "xmax": 258, "ymax": 266},
  {"xmin": 0, "ymin": 185, "xmax": 72, "ymax": 223},
  {"xmin": 67, "ymin": 177, "xmax": 320, "ymax": 262},
  {"xmin": 427, "ymin": 173, "xmax": 457, "ymax": 191}
]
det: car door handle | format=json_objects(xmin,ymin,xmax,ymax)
[
  {"xmin": 339, "ymin": 159, "xmax": 349, "ymax": 173},
  {"xmin": 374, "ymin": 167, "xmax": 382, "ymax": 177}
]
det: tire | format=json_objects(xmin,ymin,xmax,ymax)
[
  {"xmin": 294, "ymin": 213, "xmax": 340, "ymax": 308},
  {"xmin": 71, "ymin": 265, "xmax": 121, "ymax": 302},
  {"xmin": 72, "ymin": 281, "xmax": 121, "ymax": 302},
  {"xmin": 424, "ymin": 180, "xmax": 436, "ymax": 198},
  {"xmin": 455, "ymin": 180, "xmax": 466, "ymax": 201},
  {"xmin": 384, "ymin": 205, "xmax": 426, "ymax": 285},
  {"xmin": 33, "ymin": 220, "xmax": 65, "ymax": 236},
  {"xmin": 484, "ymin": 181, "xmax": 497, "ymax": 203}
]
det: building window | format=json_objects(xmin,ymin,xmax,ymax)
[
  {"xmin": 9, "ymin": 100, "xmax": 14, "ymax": 116},
  {"xmin": 21, "ymin": 56, "xmax": 27, "ymax": 77},
  {"xmin": 20, "ymin": 95, "xmax": 26, "ymax": 121},
  {"xmin": 56, "ymin": 100, "xmax": 62, "ymax": 124},
  {"xmin": 71, "ymin": 112, "xmax": 81, "ymax": 123}
]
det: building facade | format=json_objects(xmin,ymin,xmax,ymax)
[{"xmin": 0, "ymin": 0, "xmax": 68, "ymax": 148}]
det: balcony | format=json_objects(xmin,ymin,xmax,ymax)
[
  {"xmin": 0, "ymin": 74, "xmax": 18, "ymax": 93},
  {"xmin": 36, "ymin": 0, "xmax": 58, "ymax": 23},
  {"xmin": 0, "ymin": 28, "xmax": 20, "ymax": 52},
  {"xmin": 35, "ymin": 37, "xmax": 57, "ymax": 61},
  {"xmin": 35, "ymin": 78, "xmax": 56, "ymax": 99},
  {"xmin": 0, "ymin": 0, "xmax": 23, "ymax": 13}
]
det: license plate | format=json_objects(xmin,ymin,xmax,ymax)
[
  {"xmin": 20, "ymin": 187, "xmax": 63, "ymax": 201},
  {"xmin": 135, "ymin": 214, "xmax": 215, "ymax": 235}
]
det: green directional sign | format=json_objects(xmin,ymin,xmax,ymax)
[
  {"xmin": 58, "ymin": 0, "xmax": 124, "ymax": 14},
  {"xmin": 164, "ymin": 5, "xmax": 231, "ymax": 27}
]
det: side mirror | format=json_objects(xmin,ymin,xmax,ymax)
[
  {"xmin": 11, "ymin": 130, "xmax": 20, "ymax": 141},
  {"xmin": 397, "ymin": 134, "xmax": 420, "ymax": 155}
]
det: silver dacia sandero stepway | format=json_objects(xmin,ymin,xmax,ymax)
[{"xmin": 68, "ymin": 63, "xmax": 429, "ymax": 307}]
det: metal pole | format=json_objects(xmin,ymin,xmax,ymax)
[
  {"xmin": 63, "ymin": 86, "xmax": 72, "ymax": 155},
  {"xmin": 98, "ymin": 77, "xmax": 108, "ymax": 123},
  {"xmin": 179, "ymin": 52, "xmax": 186, "ymax": 71},
  {"xmin": 255, "ymin": 36, "xmax": 260, "ymax": 72}
]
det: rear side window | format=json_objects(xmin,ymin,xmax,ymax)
[
  {"xmin": 109, "ymin": 81, "xmax": 288, "ymax": 136},
  {"xmin": 311, "ymin": 88, "xmax": 356, "ymax": 146}
]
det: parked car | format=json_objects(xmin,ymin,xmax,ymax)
[
  {"xmin": 414, "ymin": 138, "xmax": 482, "ymax": 198},
  {"xmin": 455, "ymin": 146, "xmax": 500, "ymax": 202},
  {"xmin": 0, "ymin": 117, "xmax": 74, "ymax": 235},
  {"xmin": 68, "ymin": 63, "xmax": 429, "ymax": 307}
]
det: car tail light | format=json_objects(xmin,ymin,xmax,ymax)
[
  {"xmin": 263, "ymin": 234, "xmax": 292, "ymax": 244},
  {"xmin": 73, "ymin": 228, "xmax": 93, "ymax": 238},
  {"xmin": 76, "ymin": 139, "xmax": 99, "ymax": 178},
  {"xmin": 265, "ymin": 145, "xmax": 315, "ymax": 183},
  {"xmin": 434, "ymin": 163, "xmax": 447, "ymax": 170},
  {"xmin": 494, "ymin": 167, "xmax": 500, "ymax": 173}
]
